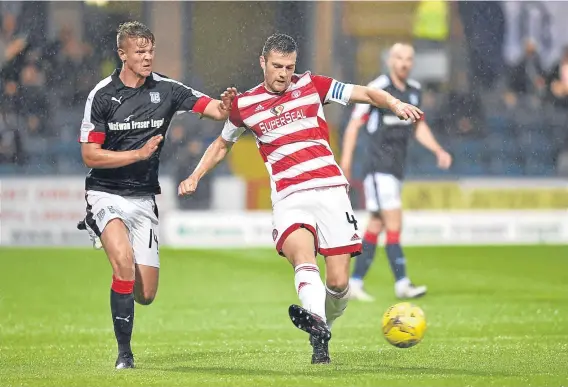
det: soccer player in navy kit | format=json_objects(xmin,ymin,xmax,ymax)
[
  {"xmin": 77, "ymin": 21, "xmax": 236, "ymax": 369},
  {"xmin": 340, "ymin": 43, "xmax": 452, "ymax": 301}
]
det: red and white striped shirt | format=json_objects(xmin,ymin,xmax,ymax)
[{"xmin": 222, "ymin": 71, "xmax": 354, "ymax": 204}]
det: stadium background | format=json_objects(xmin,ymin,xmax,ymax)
[
  {"xmin": 1, "ymin": 2, "xmax": 568, "ymax": 386},
  {"xmin": 0, "ymin": 0, "xmax": 566, "ymax": 247}
]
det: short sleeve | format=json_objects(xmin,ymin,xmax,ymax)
[
  {"xmin": 79, "ymin": 90, "xmax": 108, "ymax": 144},
  {"xmin": 221, "ymin": 96, "xmax": 246, "ymax": 142},
  {"xmin": 170, "ymin": 79, "xmax": 213, "ymax": 114},
  {"xmin": 311, "ymin": 74, "xmax": 354, "ymax": 106}
]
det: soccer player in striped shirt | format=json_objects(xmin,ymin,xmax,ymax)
[{"xmin": 178, "ymin": 34, "xmax": 422, "ymax": 364}]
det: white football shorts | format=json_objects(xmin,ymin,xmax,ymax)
[
  {"xmin": 272, "ymin": 185, "xmax": 362, "ymax": 257},
  {"xmin": 83, "ymin": 190, "xmax": 160, "ymax": 268}
]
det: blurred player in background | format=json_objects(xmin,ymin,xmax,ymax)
[
  {"xmin": 340, "ymin": 43, "xmax": 452, "ymax": 301},
  {"xmin": 77, "ymin": 21, "xmax": 235, "ymax": 369},
  {"xmin": 178, "ymin": 34, "xmax": 423, "ymax": 364}
]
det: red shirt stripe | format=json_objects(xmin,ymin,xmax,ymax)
[
  {"xmin": 275, "ymin": 164, "xmax": 343, "ymax": 191},
  {"xmin": 271, "ymin": 144, "xmax": 333, "ymax": 175}
]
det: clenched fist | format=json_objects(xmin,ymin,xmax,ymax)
[{"xmin": 178, "ymin": 175, "xmax": 199, "ymax": 196}]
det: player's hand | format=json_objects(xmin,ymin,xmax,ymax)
[
  {"xmin": 137, "ymin": 135, "xmax": 163, "ymax": 160},
  {"xmin": 178, "ymin": 175, "xmax": 199, "ymax": 196},
  {"xmin": 388, "ymin": 98, "xmax": 423, "ymax": 123},
  {"xmin": 436, "ymin": 149, "xmax": 452, "ymax": 170},
  {"xmin": 220, "ymin": 87, "xmax": 238, "ymax": 111}
]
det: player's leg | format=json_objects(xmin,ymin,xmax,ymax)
[
  {"xmin": 324, "ymin": 253, "xmax": 352, "ymax": 330},
  {"xmin": 316, "ymin": 187, "xmax": 362, "ymax": 330},
  {"xmin": 378, "ymin": 174, "xmax": 426, "ymax": 299},
  {"xmin": 314, "ymin": 187, "xmax": 363, "ymax": 364},
  {"xmin": 349, "ymin": 173, "xmax": 383, "ymax": 301},
  {"xmin": 281, "ymin": 227, "xmax": 327, "ymax": 321},
  {"xmin": 99, "ymin": 219, "xmax": 137, "ymax": 369},
  {"xmin": 273, "ymin": 194, "xmax": 331, "ymax": 363},
  {"xmin": 84, "ymin": 191, "xmax": 139, "ymax": 369},
  {"xmin": 134, "ymin": 265, "xmax": 159, "ymax": 305},
  {"xmin": 130, "ymin": 197, "xmax": 161, "ymax": 306},
  {"xmin": 281, "ymin": 228, "xmax": 332, "ymax": 354}
]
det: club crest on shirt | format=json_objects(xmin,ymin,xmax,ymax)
[
  {"xmin": 270, "ymin": 105, "xmax": 284, "ymax": 116},
  {"xmin": 150, "ymin": 92, "xmax": 161, "ymax": 104},
  {"xmin": 291, "ymin": 90, "xmax": 301, "ymax": 99},
  {"xmin": 409, "ymin": 93, "xmax": 418, "ymax": 106}
]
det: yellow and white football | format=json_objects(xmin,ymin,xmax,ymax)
[{"xmin": 382, "ymin": 302, "xmax": 427, "ymax": 348}]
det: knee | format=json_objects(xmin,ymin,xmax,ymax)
[
  {"xmin": 385, "ymin": 224, "xmax": 401, "ymax": 233},
  {"xmin": 326, "ymin": 277, "xmax": 349, "ymax": 293},
  {"xmin": 111, "ymin": 250, "xmax": 135, "ymax": 280},
  {"xmin": 366, "ymin": 214, "xmax": 383, "ymax": 235},
  {"xmin": 135, "ymin": 289, "xmax": 156, "ymax": 305},
  {"xmin": 383, "ymin": 213, "xmax": 402, "ymax": 233}
]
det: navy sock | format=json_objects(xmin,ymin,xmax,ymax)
[
  {"xmin": 385, "ymin": 231, "xmax": 406, "ymax": 281},
  {"xmin": 351, "ymin": 231, "xmax": 378, "ymax": 280},
  {"xmin": 111, "ymin": 276, "xmax": 135, "ymax": 355}
]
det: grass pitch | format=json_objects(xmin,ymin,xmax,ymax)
[{"xmin": 1, "ymin": 245, "xmax": 567, "ymax": 386}]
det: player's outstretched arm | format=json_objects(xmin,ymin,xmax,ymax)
[
  {"xmin": 178, "ymin": 136, "xmax": 233, "ymax": 196},
  {"xmin": 81, "ymin": 135, "xmax": 163, "ymax": 169},
  {"xmin": 200, "ymin": 87, "xmax": 238, "ymax": 121},
  {"xmin": 349, "ymin": 85, "xmax": 423, "ymax": 122},
  {"xmin": 415, "ymin": 121, "xmax": 452, "ymax": 169},
  {"xmin": 339, "ymin": 117, "xmax": 365, "ymax": 181}
]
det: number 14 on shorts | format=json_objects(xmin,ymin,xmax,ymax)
[{"xmin": 149, "ymin": 228, "xmax": 158, "ymax": 249}]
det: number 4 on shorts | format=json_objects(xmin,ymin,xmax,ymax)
[{"xmin": 345, "ymin": 212, "xmax": 358, "ymax": 231}]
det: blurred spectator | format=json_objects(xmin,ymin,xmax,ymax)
[
  {"xmin": 507, "ymin": 39, "xmax": 546, "ymax": 97},
  {"xmin": 419, "ymin": 86, "xmax": 445, "ymax": 136},
  {"xmin": 0, "ymin": 110, "xmax": 23, "ymax": 165},
  {"xmin": 442, "ymin": 71, "xmax": 485, "ymax": 137},
  {"xmin": 46, "ymin": 26, "xmax": 96, "ymax": 107},
  {"xmin": 163, "ymin": 120, "xmax": 213, "ymax": 210},
  {"xmin": 546, "ymin": 46, "xmax": 568, "ymax": 108},
  {"xmin": 0, "ymin": 9, "xmax": 29, "ymax": 83},
  {"xmin": 175, "ymin": 139, "xmax": 212, "ymax": 210},
  {"xmin": 458, "ymin": 1, "xmax": 505, "ymax": 89},
  {"xmin": 19, "ymin": 61, "xmax": 49, "ymax": 135}
]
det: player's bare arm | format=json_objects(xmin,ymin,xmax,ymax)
[
  {"xmin": 201, "ymin": 87, "xmax": 238, "ymax": 120},
  {"xmin": 81, "ymin": 135, "xmax": 163, "ymax": 169},
  {"xmin": 178, "ymin": 136, "xmax": 233, "ymax": 196},
  {"xmin": 415, "ymin": 121, "xmax": 452, "ymax": 169},
  {"xmin": 349, "ymin": 85, "xmax": 423, "ymax": 122},
  {"xmin": 339, "ymin": 117, "xmax": 366, "ymax": 180}
]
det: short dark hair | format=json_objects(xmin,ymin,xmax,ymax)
[
  {"xmin": 262, "ymin": 33, "xmax": 297, "ymax": 57},
  {"xmin": 117, "ymin": 21, "xmax": 155, "ymax": 49}
]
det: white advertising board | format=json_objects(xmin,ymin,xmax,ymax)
[
  {"xmin": 163, "ymin": 210, "xmax": 568, "ymax": 248},
  {"xmin": 0, "ymin": 176, "xmax": 176, "ymax": 246}
]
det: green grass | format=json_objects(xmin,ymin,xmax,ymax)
[{"xmin": 1, "ymin": 245, "xmax": 568, "ymax": 386}]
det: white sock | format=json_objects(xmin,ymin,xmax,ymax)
[
  {"xmin": 325, "ymin": 285, "xmax": 350, "ymax": 330},
  {"xmin": 294, "ymin": 263, "xmax": 327, "ymax": 322}
]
